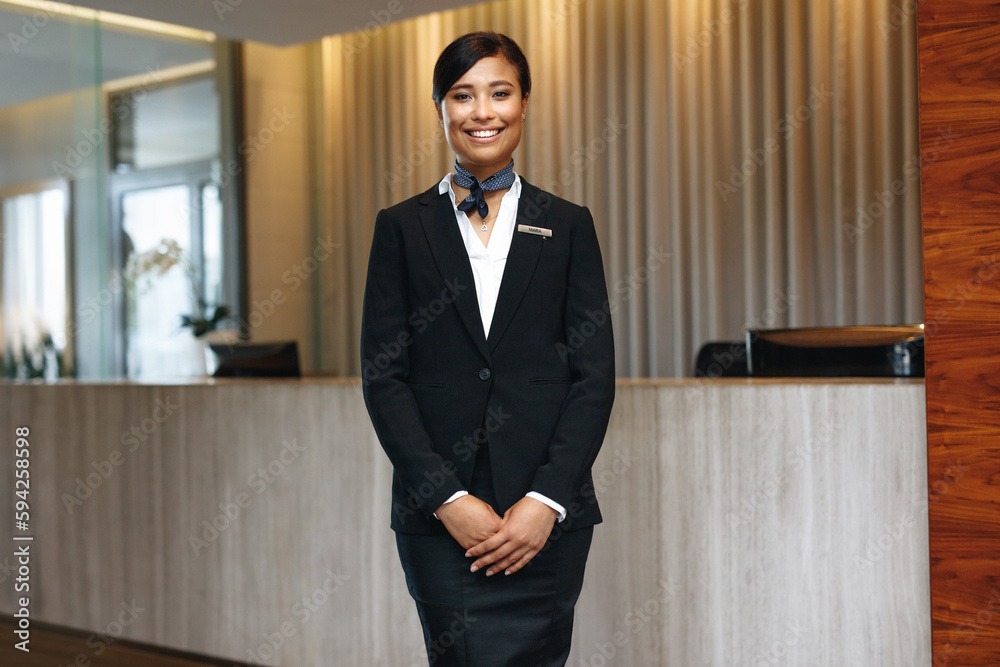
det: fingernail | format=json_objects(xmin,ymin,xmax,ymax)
[
  {"xmin": 505, "ymin": 570, "xmax": 511, "ymax": 576},
  {"xmin": 485, "ymin": 569, "xmax": 493, "ymax": 576},
  {"xmin": 470, "ymin": 565, "xmax": 478, "ymax": 572}
]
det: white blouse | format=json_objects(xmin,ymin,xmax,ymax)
[{"xmin": 437, "ymin": 172, "xmax": 521, "ymax": 338}]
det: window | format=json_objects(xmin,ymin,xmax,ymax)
[{"xmin": 0, "ymin": 183, "xmax": 70, "ymax": 379}]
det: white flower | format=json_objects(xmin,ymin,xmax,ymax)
[{"xmin": 125, "ymin": 238, "xmax": 188, "ymax": 289}]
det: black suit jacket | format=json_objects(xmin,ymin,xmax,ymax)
[{"xmin": 361, "ymin": 177, "xmax": 615, "ymax": 535}]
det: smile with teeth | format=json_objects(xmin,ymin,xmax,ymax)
[{"xmin": 467, "ymin": 128, "xmax": 503, "ymax": 138}]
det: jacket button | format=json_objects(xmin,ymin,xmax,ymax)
[{"xmin": 478, "ymin": 368, "xmax": 492, "ymax": 380}]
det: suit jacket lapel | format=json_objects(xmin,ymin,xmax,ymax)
[
  {"xmin": 417, "ymin": 186, "xmax": 492, "ymax": 362},
  {"xmin": 487, "ymin": 179, "xmax": 547, "ymax": 352}
]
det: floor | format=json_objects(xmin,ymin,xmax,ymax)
[{"xmin": 0, "ymin": 615, "xmax": 250, "ymax": 667}]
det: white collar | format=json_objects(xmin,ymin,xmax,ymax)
[{"xmin": 438, "ymin": 172, "xmax": 522, "ymax": 203}]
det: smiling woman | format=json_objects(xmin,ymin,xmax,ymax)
[
  {"xmin": 435, "ymin": 51, "xmax": 528, "ymax": 180},
  {"xmin": 433, "ymin": 35, "xmax": 530, "ymax": 246},
  {"xmin": 361, "ymin": 31, "xmax": 616, "ymax": 667}
]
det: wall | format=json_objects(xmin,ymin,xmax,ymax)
[
  {"xmin": 240, "ymin": 42, "xmax": 319, "ymax": 370},
  {"xmin": 0, "ymin": 92, "xmax": 77, "ymax": 188},
  {"xmin": 918, "ymin": 1, "xmax": 1000, "ymax": 664}
]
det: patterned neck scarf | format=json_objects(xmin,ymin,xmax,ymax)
[{"xmin": 452, "ymin": 160, "xmax": 515, "ymax": 219}]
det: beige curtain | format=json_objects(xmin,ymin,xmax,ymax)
[{"xmin": 312, "ymin": 0, "xmax": 920, "ymax": 377}]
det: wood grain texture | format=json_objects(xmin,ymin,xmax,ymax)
[
  {"xmin": 0, "ymin": 614, "xmax": 254, "ymax": 666},
  {"xmin": 919, "ymin": 2, "xmax": 1000, "ymax": 665},
  {"xmin": 0, "ymin": 379, "xmax": 928, "ymax": 665}
]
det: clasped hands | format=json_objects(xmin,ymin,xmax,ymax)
[{"xmin": 435, "ymin": 494, "xmax": 558, "ymax": 577}]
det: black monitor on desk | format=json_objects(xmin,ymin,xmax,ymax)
[
  {"xmin": 746, "ymin": 325, "xmax": 924, "ymax": 377},
  {"xmin": 209, "ymin": 341, "xmax": 300, "ymax": 378}
]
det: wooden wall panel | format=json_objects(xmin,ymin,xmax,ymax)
[{"xmin": 918, "ymin": 2, "xmax": 1000, "ymax": 665}]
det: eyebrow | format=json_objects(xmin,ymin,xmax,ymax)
[{"xmin": 449, "ymin": 79, "xmax": 516, "ymax": 91}]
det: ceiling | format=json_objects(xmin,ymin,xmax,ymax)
[{"xmin": 64, "ymin": 0, "xmax": 487, "ymax": 46}]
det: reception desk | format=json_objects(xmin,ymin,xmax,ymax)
[{"xmin": 0, "ymin": 378, "xmax": 930, "ymax": 665}]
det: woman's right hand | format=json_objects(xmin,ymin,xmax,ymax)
[{"xmin": 435, "ymin": 495, "xmax": 503, "ymax": 550}]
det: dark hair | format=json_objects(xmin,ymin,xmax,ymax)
[{"xmin": 432, "ymin": 32, "xmax": 531, "ymax": 106}]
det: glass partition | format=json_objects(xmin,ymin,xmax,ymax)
[
  {"xmin": 0, "ymin": 1, "xmax": 241, "ymax": 379},
  {"xmin": 0, "ymin": 2, "xmax": 102, "ymax": 378}
]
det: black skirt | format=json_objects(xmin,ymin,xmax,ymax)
[{"xmin": 395, "ymin": 442, "xmax": 594, "ymax": 667}]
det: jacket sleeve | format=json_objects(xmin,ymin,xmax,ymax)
[
  {"xmin": 360, "ymin": 209, "xmax": 465, "ymax": 518},
  {"xmin": 529, "ymin": 206, "xmax": 616, "ymax": 509}
]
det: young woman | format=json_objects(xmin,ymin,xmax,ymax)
[{"xmin": 361, "ymin": 31, "xmax": 615, "ymax": 667}]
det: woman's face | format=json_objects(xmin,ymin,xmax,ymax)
[{"xmin": 437, "ymin": 56, "xmax": 529, "ymax": 181}]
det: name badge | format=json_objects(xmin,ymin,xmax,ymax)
[{"xmin": 517, "ymin": 224, "xmax": 552, "ymax": 238}]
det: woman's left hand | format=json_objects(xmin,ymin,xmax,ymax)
[{"xmin": 465, "ymin": 496, "xmax": 558, "ymax": 576}]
